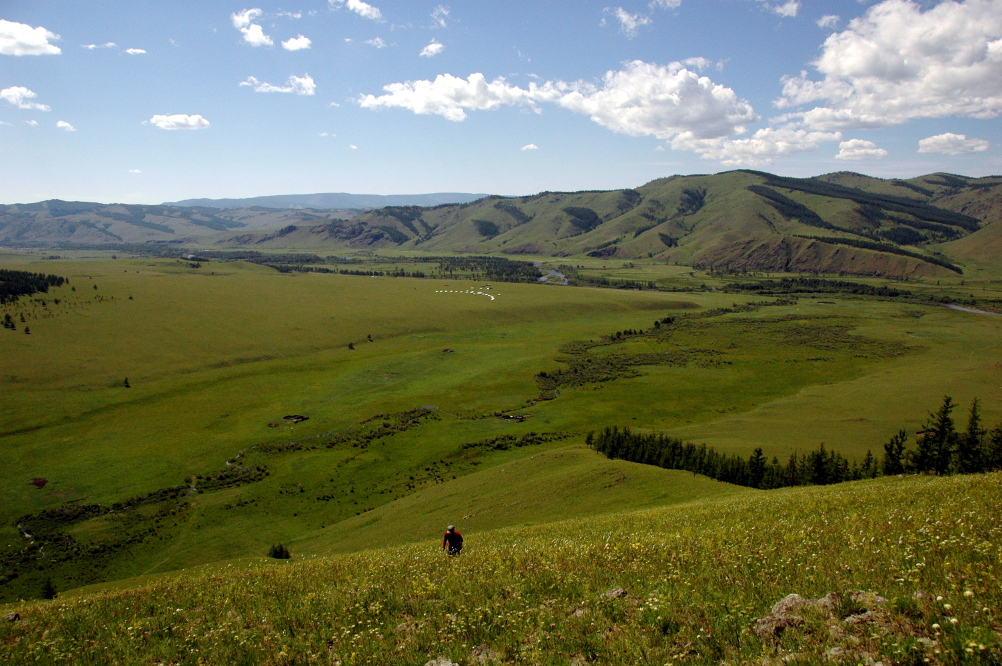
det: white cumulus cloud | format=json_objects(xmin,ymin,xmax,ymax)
[
  {"xmin": 756, "ymin": 0, "xmax": 799, "ymax": 17},
  {"xmin": 605, "ymin": 7, "xmax": 653, "ymax": 38},
  {"xmin": 358, "ymin": 73, "xmax": 535, "ymax": 121},
  {"xmin": 918, "ymin": 132, "xmax": 991, "ymax": 154},
  {"xmin": 148, "ymin": 114, "xmax": 210, "ymax": 130},
  {"xmin": 816, "ymin": 14, "xmax": 839, "ymax": 29},
  {"xmin": 358, "ymin": 60, "xmax": 881, "ymax": 166},
  {"xmin": 681, "ymin": 57, "xmax": 713, "ymax": 72},
  {"xmin": 129, "ymin": 169, "xmax": 142, "ymax": 174},
  {"xmin": 431, "ymin": 5, "xmax": 450, "ymax": 27},
  {"xmin": 835, "ymin": 138, "xmax": 888, "ymax": 159},
  {"xmin": 776, "ymin": 0, "xmax": 1002, "ymax": 130},
  {"xmin": 1, "ymin": 86, "xmax": 50, "ymax": 111},
  {"xmin": 521, "ymin": 143, "xmax": 538, "ymax": 150},
  {"xmin": 56, "ymin": 120, "xmax": 75, "ymax": 131},
  {"xmin": 82, "ymin": 42, "xmax": 116, "ymax": 50},
  {"xmin": 649, "ymin": 0, "xmax": 682, "ymax": 8},
  {"xmin": 240, "ymin": 74, "xmax": 316, "ymax": 95},
  {"xmin": 0, "ymin": 19, "xmax": 61, "ymax": 56},
  {"xmin": 672, "ymin": 127, "xmax": 842, "ymax": 166},
  {"xmin": 24, "ymin": 119, "xmax": 38, "ymax": 127},
  {"xmin": 232, "ymin": 8, "xmax": 273, "ymax": 47},
  {"xmin": 420, "ymin": 39, "xmax": 444, "ymax": 57},
  {"xmin": 329, "ymin": 0, "xmax": 383, "ymax": 21},
  {"xmin": 124, "ymin": 48, "xmax": 146, "ymax": 55},
  {"xmin": 366, "ymin": 37, "xmax": 388, "ymax": 48},
  {"xmin": 551, "ymin": 60, "xmax": 758, "ymax": 140},
  {"xmin": 772, "ymin": 1, "xmax": 800, "ymax": 17},
  {"xmin": 282, "ymin": 35, "xmax": 312, "ymax": 50},
  {"xmin": 358, "ymin": 60, "xmax": 758, "ymax": 142}
]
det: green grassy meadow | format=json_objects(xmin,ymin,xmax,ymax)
[
  {"xmin": 1, "ymin": 250, "xmax": 1001, "ymax": 613},
  {"xmin": 2, "ymin": 472, "xmax": 1000, "ymax": 664}
]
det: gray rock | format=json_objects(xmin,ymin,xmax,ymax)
[{"xmin": 754, "ymin": 615, "xmax": 804, "ymax": 638}]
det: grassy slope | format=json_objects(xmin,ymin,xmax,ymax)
[
  {"xmin": 2, "ymin": 471, "xmax": 999, "ymax": 664},
  {"xmin": 666, "ymin": 298, "xmax": 1002, "ymax": 455},
  {"xmin": 294, "ymin": 445, "xmax": 754, "ymax": 556},
  {"xmin": 939, "ymin": 222, "xmax": 1002, "ymax": 278}
]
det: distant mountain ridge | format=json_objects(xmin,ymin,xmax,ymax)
[
  {"xmin": 220, "ymin": 169, "xmax": 1001, "ymax": 278},
  {"xmin": 0, "ymin": 200, "xmax": 357, "ymax": 245},
  {"xmin": 165, "ymin": 192, "xmax": 491, "ymax": 210},
  {"xmin": 4, "ymin": 171, "xmax": 1001, "ymax": 279}
]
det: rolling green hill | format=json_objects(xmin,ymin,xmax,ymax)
[{"xmin": 214, "ymin": 170, "xmax": 1000, "ymax": 278}]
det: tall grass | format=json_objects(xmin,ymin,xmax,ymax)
[{"xmin": 2, "ymin": 472, "xmax": 999, "ymax": 664}]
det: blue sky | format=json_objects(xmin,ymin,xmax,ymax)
[{"xmin": 1, "ymin": 0, "xmax": 1000, "ymax": 203}]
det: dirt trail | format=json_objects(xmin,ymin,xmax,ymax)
[{"xmin": 945, "ymin": 304, "xmax": 1002, "ymax": 317}]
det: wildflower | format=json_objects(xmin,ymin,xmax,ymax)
[
  {"xmin": 932, "ymin": 623, "xmax": 941, "ymax": 629},
  {"xmin": 963, "ymin": 590, "xmax": 974, "ymax": 597},
  {"xmin": 949, "ymin": 618, "xmax": 958, "ymax": 625},
  {"xmin": 943, "ymin": 604, "xmax": 952, "ymax": 611}
]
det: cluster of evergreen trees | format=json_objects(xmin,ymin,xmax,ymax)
[
  {"xmin": 267, "ymin": 264, "xmax": 428, "ymax": 278},
  {"xmin": 590, "ymin": 396, "xmax": 1002, "ymax": 490},
  {"xmin": 435, "ymin": 256, "xmax": 541, "ymax": 283},
  {"xmin": 0, "ymin": 269, "xmax": 67, "ymax": 304},
  {"xmin": 559, "ymin": 266, "xmax": 658, "ymax": 291},
  {"xmin": 588, "ymin": 427, "xmax": 866, "ymax": 489},
  {"xmin": 885, "ymin": 397, "xmax": 1002, "ymax": 475}
]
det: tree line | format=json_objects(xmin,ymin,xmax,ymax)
[
  {"xmin": 724, "ymin": 277, "xmax": 913, "ymax": 298},
  {"xmin": 435, "ymin": 256, "xmax": 542, "ymax": 283},
  {"xmin": 0, "ymin": 269, "xmax": 67, "ymax": 304},
  {"xmin": 589, "ymin": 396, "xmax": 1002, "ymax": 490},
  {"xmin": 258, "ymin": 255, "xmax": 541, "ymax": 283},
  {"xmin": 267, "ymin": 264, "xmax": 428, "ymax": 278},
  {"xmin": 722, "ymin": 276, "xmax": 1001, "ymax": 314}
]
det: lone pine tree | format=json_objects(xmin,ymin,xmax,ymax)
[{"xmin": 957, "ymin": 398, "xmax": 985, "ymax": 474}]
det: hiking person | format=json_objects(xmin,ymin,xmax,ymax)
[{"xmin": 442, "ymin": 525, "xmax": 463, "ymax": 555}]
